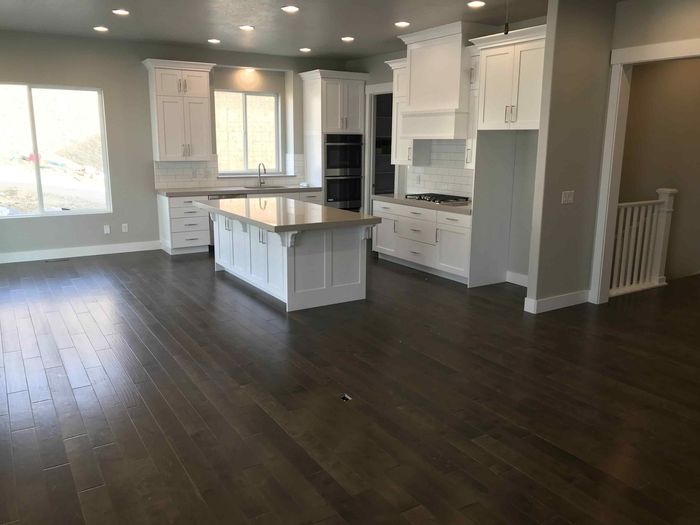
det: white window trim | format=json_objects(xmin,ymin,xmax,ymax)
[
  {"xmin": 0, "ymin": 82, "xmax": 112, "ymax": 219},
  {"xmin": 214, "ymin": 90, "xmax": 284, "ymax": 177}
]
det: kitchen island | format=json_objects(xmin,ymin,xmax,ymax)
[{"xmin": 194, "ymin": 197, "xmax": 380, "ymax": 311}]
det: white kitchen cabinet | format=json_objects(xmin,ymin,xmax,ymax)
[
  {"xmin": 249, "ymin": 225, "xmax": 269, "ymax": 286},
  {"xmin": 300, "ymin": 70, "xmax": 369, "ymax": 135},
  {"xmin": 231, "ymin": 220, "xmax": 251, "ymax": 275},
  {"xmin": 157, "ymin": 194, "xmax": 212, "ymax": 255},
  {"xmin": 386, "ymin": 59, "xmax": 431, "ymax": 167},
  {"xmin": 472, "ymin": 26, "xmax": 546, "ymax": 131},
  {"xmin": 372, "ymin": 198, "xmax": 471, "ymax": 283},
  {"xmin": 465, "ymin": 87, "xmax": 479, "ymax": 170},
  {"xmin": 436, "ymin": 224, "xmax": 470, "ymax": 276},
  {"xmin": 372, "ymin": 216, "xmax": 398, "ymax": 256},
  {"xmin": 144, "ymin": 59, "xmax": 215, "ymax": 161},
  {"xmin": 215, "ymin": 215, "xmax": 234, "ymax": 271}
]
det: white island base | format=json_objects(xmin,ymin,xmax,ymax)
[{"xmin": 197, "ymin": 197, "xmax": 380, "ymax": 312}]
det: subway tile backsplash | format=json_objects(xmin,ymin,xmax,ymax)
[
  {"xmin": 153, "ymin": 154, "xmax": 306, "ymax": 189},
  {"xmin": 406, "ymin": 140, "xmax": 473, "ymax": 197}
]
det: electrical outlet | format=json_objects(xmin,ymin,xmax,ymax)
[
  {"xmin": 561, "ymin": 190, "xmax": 575, "ymax": 205},
  {"xmin": 121, "ymin": 223, "xmax": 128, "ymax": 233},
  {"xmin": 103, "ymin": 224, "xmax": 111, "ymax": 235}
]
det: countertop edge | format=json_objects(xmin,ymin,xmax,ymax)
[
  {"xmin": 371, "ymin": 194, "xmax": 472, "ymax": 215},
  {"xmin": 192, "ymin": 199, "xmax": 380, "ymax": 233}
]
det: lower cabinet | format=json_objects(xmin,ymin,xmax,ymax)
[
  {"xmin": 216, "ymin": 218, "xmax": 286, "ymax": 301},
  {"xmin": 372, "ymin": 200, "xmax": 471, "ymax": 281},
  {"xmin": 372, "ymin": 216, "xmax": 397, "ymax": 256}
]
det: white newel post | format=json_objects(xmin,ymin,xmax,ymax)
[{"xmin": 651, "ymin": 188, "xmax": 678, "ymax": 286}]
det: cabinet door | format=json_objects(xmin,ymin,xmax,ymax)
[
  {"xmin": 343, "ymin": 80, "xmax": 365, "ymax": 133},
  {"xmin": 465, "ymin": 88, "xmax": 479, "ymax": 169},
  {"xmin": 216, "ymin": 216, "xmax": 233, "ymax": 270},
  {"xmin": 392, "ymin": 99, "xmax": 411, "ymax": 165},
  {"xmin": 181, "ymin": 71, "xmax": 210, "ymax": 98},
  {"xmin": 266, "ymin": 232, "xmax": 286, "ymax": 299},
  {"xmin": 478, "ymin": 46, "xmax": 514, "ymax": 130},
  {"xmin": 183, "ymin": 97, "xmax": 212, "ymax": 160},
  {"xmin": 373, "ymin": 217, "xmax": 397, "ymax": 255},
  {"xmin": 510, "ymin": 40, "xmax": 545, "ymax": 130},
  {"xmin": 156, "ymin": 96, "xmax": 186, "ymax": 161},
  {"xmin": 231, "ymin": 220, "xmax": 251, "ymax": 276},
  {"xmin": 155, "ymin": 68, "xmax": 182, "ymax": 96},
  {"xmin": 249, "ymin": 226, "xmax": 269, "ymax": 285},
  {"xmin": 436, "ymin": 226, "xmax": 470, "ymax": 276},
  {"xmin": 322, "ymin": 79, "xmax": 344, "ymax": 133}
]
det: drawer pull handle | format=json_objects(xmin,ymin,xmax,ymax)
[
  {"xmin": 184, "ymin": 211, "xmax": 197, "ymax": 214},
  {"xmin": 183, "ymin": 200, "xmax": 192, "ymax": 204},
  {"xmin": 410, "ymin": 228, "xmax": 421, "ymax": 232},
  {"xmin": 381, "ymin": 206, "xmax": 390, "ymax": 209},
  {"xmin": 410, "ymin": 250, "xmax": 421, "ymax": 255},
  {"xmin": 185, "ymin": 238, "xmax": 199, "ymax": 241},
  {"xmin": 446, "ymin": 217, "xmax": 459, "ymax": 221},
  {"xmin": 410, "ymin": 211, "xmax": 421, "ymax": 215},
  {"xmin": 184, "ymin": 223, "xmax": 198, "ymax": 226}
]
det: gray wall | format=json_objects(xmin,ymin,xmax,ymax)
[
  {"xmin": 345, "ymin": 51, "xmax": 406, "ymax": 85},
  {"xmin": 528, "ymin": 0, "xmax": 616, "ymax": 300},
  {"xmin": 614, "ymin": 0, "xmax": 700, "ymax": 49},
  {"xmin": 0, "ymin": 29, "xmax": 344, "ymax": 254},
  {"xmin": 509, "ymin": 132, "xmax": 538, "ymax": 277},
  {"xmin": 620, "ymin": 58, "xmax": 700, "ymax": 279}
]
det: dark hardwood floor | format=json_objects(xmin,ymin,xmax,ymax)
[{"xmin": 0, "ymin": 249, "xmax": 699, "ymax": 524}]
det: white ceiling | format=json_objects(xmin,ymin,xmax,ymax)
[{"xmin": 0, "ymin": 0, "xmax": 548, "ymax": 59}]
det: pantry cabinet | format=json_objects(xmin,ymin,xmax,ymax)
[
  {"xmin": 144, "ymin": 59, "xmax": 215, "ymax": 161},
  {"xmin": 471, "ymin": 26, "xmax": 546, "ymax": 131}
]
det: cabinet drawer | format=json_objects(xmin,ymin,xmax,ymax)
[
  {"xmin": 169, "ymin": 196, "xmax": 200, "ymax": 208},
  {"xmin": 297, "ymin": 191, "xmax": 323, "ymax": 202},
  {"xmin": 397, "ymin": 217, "xmax": 437, "ymax": 245},
  {"xmin": 373, "ymin": 200, "xmax": 403, "ymax": 216},
  {"xmin": 397, "ymin": 237, "xmax": 437, "ymax": 267},
  {"xmin": 437, "ymin": 211, "xmax": 471, "ymax": 228},
  {"xmin": 172, "ymin": 230, "xmax": 211, "ymax": 248},
  {"xmin": 397, "ymin": 205, "xmax": 437, "ymax": 222},
  {"xmin": 171, "ymin": 216, "xmax": 209, "ymax": 233},
  {"xmin": 170, "ymin": 206, "xmax": 207, "ymax": 219}
]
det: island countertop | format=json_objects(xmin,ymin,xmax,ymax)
[{"xmin": 193, "ymin": 197, "xmax": 380, "ymax": 233}]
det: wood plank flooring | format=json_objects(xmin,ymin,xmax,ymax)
[{"xmin": 0, "ymin": 249, "xmax": 699, "ymax": 524}]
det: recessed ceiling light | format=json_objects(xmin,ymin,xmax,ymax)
[
  {"xmin": 244, "ymin": 68, "xmax": 256, "ymax": 73},
  {"xmin": 208, "ymin": 38, "xmax": 221, "ymax": 44},
  {"xmin": 341, "ymin": 36, "xmax": 355, "ymax": 42},
  {"xmin": 394, "ymin": 21, "xmax": 410, "ymax": 28},
  {"xmin": 299, "ymin": 47, "xmax": 311, "ymax": 53},
  {"xmin": 111, "ymin": 8, "xmax": 129, "ymax": 16},
  {"xmin": 239, "ymin": 25, "xmax": 255, "ymax": 31},
  {"xmin": 467, "ymin": 1, "xmax": 486, "ymax": 7},
  {"xmin": 93, "ymin": 26, "xmax": 109, "ymax": 32},
  {"xmin": 281, "ymin": 5, "xmax": 299, "ymax": 14}
]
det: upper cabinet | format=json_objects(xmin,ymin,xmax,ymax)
[
  {"xmin": 300, "ymin": 70, "xmax": 369, "ymax": 135},
  {"xmin": 397, "ymin": 22, "xmax": 471, "ymax": 140},
  {"xmin": 471, "ymin": 25, "xmax": 546, "ymax": 131},
  {"xmin": 143, "ymin": 59, "xmax": 215, "ymax": 162}
]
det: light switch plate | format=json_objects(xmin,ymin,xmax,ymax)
[
  {"xmin": 103, "ymin": 224, "xmax": 111, "ymax": 235},
  {"xmin": 121, "ymin": 223, "xmax": 128, "ymax": 233},
  {"xmin": 561, "ymin": 190, "xmax": 575, "ymax": 205}
]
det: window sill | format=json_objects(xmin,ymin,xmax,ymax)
[{"xmin": 0, "ymin": 209, "xmax": 112, "ymax": 220}]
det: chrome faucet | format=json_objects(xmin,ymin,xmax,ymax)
[{"xmin": 257, "ymin": 163, "xmax": 266, "ymax": 187}]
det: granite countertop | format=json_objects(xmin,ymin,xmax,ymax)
[
  {"xmin": 372, "ymin": 194, "xmax": 472, "ymax": 215},
  {"xmin": 157, "ymin": 185, "xmax": 322, "ymax": 197},
  {"xmin": 193, "ymin": 197, "xmax": 380, "ymax": 233}
]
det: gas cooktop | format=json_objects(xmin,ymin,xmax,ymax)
[{"xmin": 405, "ymin": 193, "xmax": 470, "ymax": 205}]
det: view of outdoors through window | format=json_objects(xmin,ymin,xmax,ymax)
[
  {"xmin": 215, "ymin": 91, "xmax": 278, "ymax": 173},
  {"xmin": 0, "ymin": 84, "xmax": 109, "ymax": 217}
]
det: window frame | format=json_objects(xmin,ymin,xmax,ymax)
[
  {"xmin": 0, "ymin": 82, "xmax": 112, "ymax": 220},
  {"xmin": 214, "ymin": 90, "xmax": 283, "ymax": 177}
]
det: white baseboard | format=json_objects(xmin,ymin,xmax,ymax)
[
  {"xmin": 0, "ymin": 240, "xmax": 162, "ymax": 264},
  {"xmin": 524, "ymin": 289, "xmax": 589, "ymax": 314},
  {"xmin": 505, "ymin": 271, "xmax": 528, "ymax": 287}
]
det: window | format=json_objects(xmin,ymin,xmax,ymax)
[
  {"xmin": 0, "ymin": 84, "xmax": 111, "ymax": 218},
  {"xmin": 214, "ymin": 91, "xmax": 280, "ymax": 174}
]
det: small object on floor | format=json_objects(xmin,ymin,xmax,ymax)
[{"xmin": 340, "ymin": 393, "xmax": 352, "ymax": 401}]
